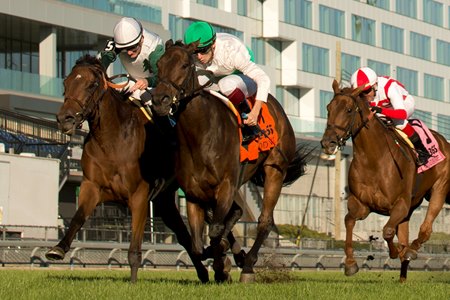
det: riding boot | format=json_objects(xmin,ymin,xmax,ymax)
[
  {"xmin": 410, "ymin": 131, "xmax": 430, "ymax": 166},
  {"xmin": 228, "ymin": 89, "xmax": 260, "ymax": 144}
]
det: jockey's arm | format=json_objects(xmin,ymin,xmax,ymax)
[
  {"xmin": 379, "ymin": 84, "xmax": 408, "ymax": 119},
  {"xmin": 97, "ymin": 40, "xmax": 119, "ymax": 70}
]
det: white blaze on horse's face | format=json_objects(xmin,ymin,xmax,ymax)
[{"xmin": 75, "ymin": 74, "xmax": 82, "ymax": 80}]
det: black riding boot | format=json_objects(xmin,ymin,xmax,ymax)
[
  {"xmin": 237, "ymin": 99, "xmax": 260, "ymax": 144},
  {"xmin": 410, "ymin": 132, "xmax": 430, "ymax": 166}
]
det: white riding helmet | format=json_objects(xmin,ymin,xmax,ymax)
[
  {"xmin": 350, "ymin": 67, "xmax": 377, "ymax": 91},
  {"xmin": 113, "ymin": 17, "xmax": 143, "ymax": 49}
]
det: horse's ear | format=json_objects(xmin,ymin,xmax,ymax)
[
  {"xmin": 186, "ymin": 41, "xmax": 200, "ymax": 55},
  {"xmin": 351, "ymin": 84, "xmax": 366, "ymax": 97},
  {"xmin": 332, "ymin": 79, "xmax": 340, "ymax": 95},
  {"xmin": 165, "ymin": 39, "xmax": 174, "ymax": 50}
]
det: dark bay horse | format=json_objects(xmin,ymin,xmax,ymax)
[
  {"xmin": 149, "ymin": 40, "xmax": 309, "ymax": 282},
  {"xmin": 46, "ymin": 55, "xmax": 208, "ymax": 283},
  {"xmin": 321, "ymin": 80, "xmax": 450, "ymax": 282}
]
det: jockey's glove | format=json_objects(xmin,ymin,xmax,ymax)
[{"xmin": 370, "ymin": 106, "xmax": 382, "ymax": 114}]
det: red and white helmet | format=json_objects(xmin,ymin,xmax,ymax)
[
  {"xmin": 113, "ymin": 17, "xmax": 143, "ymax": 49},
  {"xmin": 350, "ymin": 67, "xmax": 377, "ymax": 91}
]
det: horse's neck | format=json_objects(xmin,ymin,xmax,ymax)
[
  {"xmin": 88, "ymin": 91, "xmax": 140, "ymax": 143},
  {"xmin": 353, "ymin": 118, "xmax": 389, "ymax": 159}
]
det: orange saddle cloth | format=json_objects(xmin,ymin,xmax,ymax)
[{"xmin": 238, "ymin": 98, "xmax": 279, "ymax": 162}]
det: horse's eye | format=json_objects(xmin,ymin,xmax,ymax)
[
  {"xmin": 182, "ymin": 63, "xmax": 189, "ymax": 69},
  {"xmin": 347, "ymin": 107, "xmax": 352, "ymax": 113}
]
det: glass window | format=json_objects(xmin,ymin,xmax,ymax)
[
  {"xmin": 319, "ymin": 5, "xmax": 345, "ymax": 37},
  {"xmin": 436, "ymin": 39, "xmax": 450, "ymax": 66},
  {"xmin": 276, "ymin": 86, "xmax": 284, "ymax": 106},
  {"xmin": 367, "ymin": 0, "xmax": 389, "ymax": 10},
  {"xmin": 367, "ymin": 59, "xmax": 390, "ymax": 76},
  {"xmin": 382, "ymin": 23, "xmax": 404, "ymax": 53},
  {"xmin": 302, "ymin": 43, "xmax": 329, "ymax": 76},
  {"xmin": 319, "ymin": 90, "xmax": 333, "ymax": 118},
  {"xmin": 169, "ymin": 14, "xmax": 190, "ymax": 42},
  {"xmin": 251, "ymin": 38, "xmax": 265, "ymax": 65},
  {"xmin": 197, "ymin": 0, "xmax": 218, "ymax": 8},
  {"xmin": 396, "ymin": 0, "xmax": 417, "ymax": 18},
  {"xmin": 437, "ymin": 114, "xmax": 450, "ymax": 140},
  {"xmin": 396, "ymin": 67, "xmax": 418, "ymax": 96},
  {"xmin": 424, "ymin": 73, "xmax": 444, "ymax": 101},
  {"xmin": 267, "ymin": 40, "xmax": 282, "ymax": 69},
  {"xmin": 410, "ymin": 32, "xmax": 431, "ymax": 60},
  {"xmin": 341, "ymin": 53, "xmax": 360, "ymax": 84},
  {"xmin": 352, "ymin": 15, "xmax": 375, "ymax": 46},
  {"xmin": 284, "ymin": 88, "xmax": 300, "ymax": 116},
  {"xmin": 284, "ymin": 0, "xmax": 312, "ymax": 29},
  {"xmin": 423, "ymin": 0, "xmax": 443, "ymax": 27},
  {"xmin": 237, "ymin": 0, "xmax": 247, "ymax": 16},
  {"xmin": 413, "ymin": 109, "xmax": 432, "ymax": 128}
]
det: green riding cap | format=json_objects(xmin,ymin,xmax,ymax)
[{"xmin": 184, "ymin": 21, "xmax": 216, "ymax": 49}]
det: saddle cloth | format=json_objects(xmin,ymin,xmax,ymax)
[
  {"xmin": 407, "ymin": 119, "xmax": 446, "ymax": 173},
  {"xmin": 239, "ymin": 98, "xmax": 278, "ymax": 162}
]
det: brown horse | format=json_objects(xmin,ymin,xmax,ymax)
[
  {"xmin": 46, "ymin": 55, "xmax": 209, "ymax": 283},
  {"xmin": 149, "ymin": 40, "xmax": 309, "ymax": 282},
  {"xmin": 321, "ymin": 80, "xmax": 450, "ymax": 282}
]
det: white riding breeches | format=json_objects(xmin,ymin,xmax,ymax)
[{"xmin": 198, "ymin": 74, "xmax": 257, "ymax": 98}]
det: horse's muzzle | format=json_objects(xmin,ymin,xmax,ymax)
[
  {"xmin": 56, "ymin": 113, "xmax": 78, "ymax": 135},
  {"xmin": 320, "ymin": 137, "xmax": 338, "ymax": 156}
]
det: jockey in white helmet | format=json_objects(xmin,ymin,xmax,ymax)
[
  {"xmin": 351, "ymin": 67, "xmax": 430, "ymax": 166},
  {"xmin": 97, "ymin": 17, "xmax": 164, "ymax": 100}
]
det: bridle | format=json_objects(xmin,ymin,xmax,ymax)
[
  {"xmin": 325, "ymin": 92, "xmax": 371, "ymax": 148},
  {"xmin": 149, "ymin": 46, "xmax": 211, "ymax": 116},
  {"xmin": 64, "ymin": 64, "xmax": 108, "ymax": 126}
]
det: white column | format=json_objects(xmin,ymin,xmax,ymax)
[{"xmin": 39, "ymin": 27, "xmax": 57, "ymax": 94}]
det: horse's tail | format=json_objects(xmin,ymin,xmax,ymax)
[
  {"xmin": 282, "ymin": 143, "xmax": 313, "ymax": 187},
  {"xmin": 250, "ymin": 143, "xmax": 313, "ymax": 187}
]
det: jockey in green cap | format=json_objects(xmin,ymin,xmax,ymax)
[{"xmin": 184, "ymin": 21, "xmax": 270, "ymax": 144}]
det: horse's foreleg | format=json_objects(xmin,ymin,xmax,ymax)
[
  {"xmin": 344, "ymin": 195, "xmax": 369, "ymax": 276},
  {"xmin": 155, "ymin": 191, "xmax": 209, "ymax": 283},
  {"xmin": 411, "ymin": 193, "xmax": 446, "ymax": 251},
  {"xmin": 186, "ymin": 201, "xmax": 206, "ymax": 257},
  {"xmin": 397, "ymin": 221, "xmax": 415, "ymax": 283},
  {"xmin": 128, "ymin": 186, "xmax": 149, "ymax": 284},
  {"xmin": 223, "ymin": 202, "xmax": 245, "ymax": 268},
  {"xmin": 46, "ymin": 182, "xmax": 100, "ymax": 261}
]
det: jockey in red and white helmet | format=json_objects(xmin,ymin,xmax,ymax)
[
  {"xmin": 97, "ymin": 17, "xmax": 164, "ymax": 100},
  {"xmin": 351, "ymin": 67, "xmax": 430, "ymax": 166}
]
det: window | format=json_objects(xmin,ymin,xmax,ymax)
[
  {"xmin": 368, "ymin": 60, "xmax": 390, "ymax": 76},
  {"xmin": 396, "ymin": 67, "xmax": 418, "ymax": 96},
  {"xmin": 196, "ymin": 0, "xmax": 218, "ymax": 8},
  {"xmin": 276, "ymin": 86, "xmax": 284, "ymax": 106},
  {"xmin": 302, "ymin": 43, "xmax": 329, "ymax": 76},
  {"xmin": 436, "ymin": 40, "xmax": 450, "ymax": 66},
  {"xmin": 437, "ymin": 114, "xmax": 450, "ymax": 140},
  {"xmin": 319, "ymin": 90, "xmax": 333, "ymax": 118},
  {"xmin": 413, "ymin": 109, "xmax": 432, "ymax": 128},
  {"xmin": 367, "ymin": 0, "xmax": 389, "ymax": 10},
  {"xmin": 341, "ymin": 53, "xmax": 360, "ymax": 84},
  {"xmin": 352, "ymin": 15, "xmax": 375, "ymax": 46},
  {"xmin": 410, "ymin": 32, "xmax": 431, "ymax": 60},
  {"xmin": 423, "ymin": 0, "xmax": 443, "ymax": 27},
  {"xmin": 237, "ymin": 0, "xmax": 247, "ymax": 16},
  {"xmin": 396, "ymin": 0, "xmax": 417, "ymax": 18},
  {"xmin": 251, "ymin": 38, "xmax": 265, "ymax": 65},
  {"xmin": 284, "ymin": 0, "xmax": 312, "ymax": 29},
  {"xmin": 267, "ymin": 40, "xmax": 282, "ymax": 69},
  {"xmin": 284, "ymin": 88, "xmax": 300, "ymax": 116},
  {"xmin": 382, "ymin": 23, "xmax": 404, "ymax": 53},
  {"xmin": 319, "ymin": 5, "xmax": 345, "ymax": 37},
  {"xmin": 169, "ymin": 14, "xmax": 190, "ymax": 42},
  {"xmin": 424, "ymin": 74, "xmax": 444, "ymax": 101}
]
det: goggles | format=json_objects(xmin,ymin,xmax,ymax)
[
  {"xmin": 121, "ymin": 43, "xmax": 140, "ymax": 53},
  {"xmin": 194, "ymin": 46, "xmax": 212, "ymax": 55}
]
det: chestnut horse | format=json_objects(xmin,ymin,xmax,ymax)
[
  {"xmin": 149, "ymin": 40, "xmax": 309, "ymax": 282},
  {"xmin": 321, "ymin": 80, "xmax": 450, "ymax": 282},
  {"xmin": 46, "ymin": 55, "xmax": 208, "ymax": 283}
]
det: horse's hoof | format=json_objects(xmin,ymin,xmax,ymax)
[
  {"xmin": 239, "ymin": 272, "xmax": 256, "ymax": 283},
  {"xmin": 233, "ymin": 250, "xmax": 246, "ymax": 269},
  {"xmin": 399, "ymin": 276, "xmax": 407, "ymax": 283},
  {"xmin": 45, "ymin": 246, "xmax": 65, "ymax": 261},
  {"xmin": 344, "ymin": 263, "xmax": 359, "ymax": 276},
  {"xmin": 214, "ymin": 272, "xmax": 231, "ymax": 283}
]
